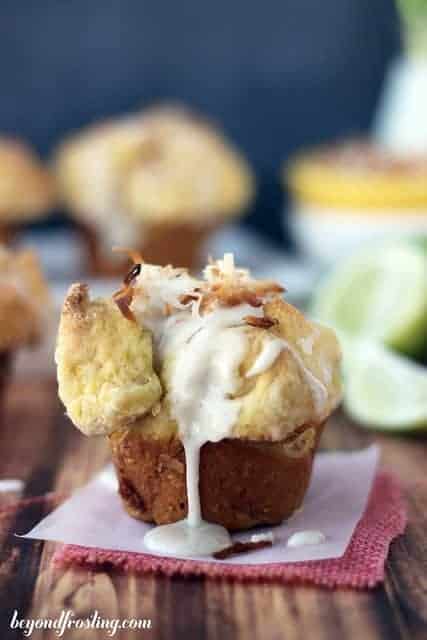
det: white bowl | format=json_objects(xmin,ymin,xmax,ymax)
[{"xmin": 288, "ymin": 204, "xmax": 427, "ymax": 265}]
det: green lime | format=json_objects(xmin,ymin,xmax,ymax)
[
  {"xmin": 341, "ymin": 337, "xmax": 427, "ymax": 431},
  {"xmin": 311, "ymin": 242, "xmax": 427, "ymax": 357}
]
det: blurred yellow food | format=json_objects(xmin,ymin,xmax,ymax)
[
  {"xmin": 286, "ymin": 141, "xmax": 427, "ymax": 211},
  {"xmin": 0, "ymin": 137, "xmax": 55, "ymax": 221}
]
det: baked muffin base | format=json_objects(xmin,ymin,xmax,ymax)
[
  {"xmin": 0, "ymin": 351, "xmax": 12, "ymax": 411},
  {"xmin": 109, "ymin": 422, "xmax": 325, "ymax": 531},
  {"xmin": 80, "ymin": 222, "xmax": 214, "ymax": 276},
  {"xmin": 0, "ymin": 225, "xmax": 16, "ymax": 246}
]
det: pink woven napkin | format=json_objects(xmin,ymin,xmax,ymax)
[{"xmin": 51, "ymin": 470, "xmax": 406, "ymax": 589}]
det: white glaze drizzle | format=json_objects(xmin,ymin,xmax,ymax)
[
  {"xmin": 246, "ymin": 336, "xmax": 328, "ymax": 415},
  {"xmin": 130, "ymin": 256, "xmax": 329, "ymax": 557},
  {"xmin": 246, "ymin": 338, "xmax": 285, "ymax": 378},
  {"xmin": 144, "ymin": 305, "xmax": 260, "ymax": 556},
  {"xmin": 250, "ymin": 531, "xmax": 275, "ymax": 544},
  {"xmin": 132, "ymin": 258, "xmax": 265, "ymax": 556},
  {"xmin": 287, "ymin": 530, "xmax": 326, "ymax": 548},
  {"xmin": 0, "ymin": 479, "xmax": 24, "ymax": 493}
]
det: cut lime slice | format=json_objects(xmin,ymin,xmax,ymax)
[
  {"xmin": 341, "ymin": 337, "xmax": 427, "ymax": 431},
  {"xmin": 311, "ymin": 242, "xmax": 427, "ymax": 357}
]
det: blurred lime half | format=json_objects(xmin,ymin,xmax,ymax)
[
  {"xmin": 341, "ymin": 337, "xmax": 427, "ymax": 431},
  {"xmin": 311, "ymin": 242, "xmax": 427, "ymax": 357}
]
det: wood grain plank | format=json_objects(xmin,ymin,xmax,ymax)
[
  {"xmin": 383, "ymin": 487, "xmax": 427, "ymax": 640},
  {"xmin": 323, "ymin": 413, "xmax": 427, "ymax": 640},
  {"xmin": 115, "ymin": 572, "xmax": 156, "ymax": 638},
  {"xmin": 28, "ymin": 405, "xmax": 116, "ymax": 637},
  {"xmin": 27, "ymin": 395, "xmax": 157, "ymax": 639},
  {"xmin": 323, "ymin": 412, "xmax": 427, "ymax": 485},
  {"xmin": 0, "ymin": 381, "xmax": 66, "ymax": 639},
  {"xmin": 204, "ymin": 581, "xmax": 404, "ymax": 640},
  {"xmin": 0, "ymin": 382, "xmax": 426, "ymax": 640},
  {"xmin": 154, "ymin": 577, "xmax": 206, "ymax": 640}
]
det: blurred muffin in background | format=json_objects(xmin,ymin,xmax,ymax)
[
  {"xmin": 54, "ymin": 105, "xmax": 254, "ymax": 275},
  {"xmin": 0, "ymin": 138, "xmax": 55, "ymax": 243},
  {"xmin": 0, "ymin": 247, "xmax": 50, "ymax": 406},
  {"xmin": 285, "ymin": 141, "xmax": 427, "ymax": 264}
]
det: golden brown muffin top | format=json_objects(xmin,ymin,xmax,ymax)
[
  {"xmin": 0, "ymin": 138, "xmax": 55, "ymax": 222},
  {"xmin": 56, "ymin": 252, "xmax": 342, "ymax": 442},
  {"xmin": 56, "ymin": 283, "xmax": 162, "ymax": 436},
  {"xmin": 53, "ymin": 105, "xmax": 254, "ymax": 228},
  {"xmin": 0, "ymin": 246, "xmax": 50, "ymax": 351}
]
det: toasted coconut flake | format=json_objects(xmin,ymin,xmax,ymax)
[
  {"xmin": 112, "ymin": 253, "xmax": 286, "ymax": 321},
  {"xmin": 200, "ymin": 265, "xmax": 285, "ymax": 312},
  {"xmin": 213, "ymin": 539, "xmax": 273, "ymax": 559},
  {"xmin": 200, "ymin": 288, "xmax": 262, "ymax": 313},
  {"xmin": 114, "ymin": 296, "xmax": 136, "ymax": 323},
  {"xmin": 178, "ymin": 293, "xmax": 200, "ymax": 306},
  {"xmin": 244, "ymin": 315, "xmax": 277, "ymax": 329},
  {"xmin": 113, "ymin": 285, "xmax": 136, "ymax": 322},
  {"xmin": 124, "ymin": 263, "xmax": 142, "ymax": 285}
]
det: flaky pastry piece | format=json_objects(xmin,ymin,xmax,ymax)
[
  {"xmin": 0, "ymin": 138, "xmax": 55, "ymax": 222},
  {"xmin": 158, "ymin": 297, "xmax": 341, "ymax": 442},
  {"xmin": 56, "ymin": 283, "xmax": 162, "ymax": 436},
  {"xmin": 0, "ymin": 247, "xmax": 50, "ymax": 352}
]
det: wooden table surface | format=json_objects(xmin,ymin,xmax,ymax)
[{"xmin": 0, "ymin": 379, "xmax": 426, "ymax": 640}]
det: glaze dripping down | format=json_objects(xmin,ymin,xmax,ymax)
[{"xmin": 127, "ymin": 254, "xmax": 326, "ymax": 557}]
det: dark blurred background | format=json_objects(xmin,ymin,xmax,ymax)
[{"xmin": 0, "ymin": 0, "xmax": 401, "ymax": 244}]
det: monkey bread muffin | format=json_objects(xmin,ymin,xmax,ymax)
[
  {"xmin": 0, "ymin": 138, "xmax": 55, "ymax": 244},
  {"xmin": 54, "ymin": 106, "xmax": 254, "ymax": 274},
  {"xmin": 56, "ymin": 253, "xmax": 341, "ymax": 554},
  {"xmin": 0, "ymin": 246, "xmax": 50, "ymax": 404}
]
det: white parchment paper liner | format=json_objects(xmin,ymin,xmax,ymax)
[{"xmin": 21, "ymin": 446, "xmax": 379, "ymax": 564}]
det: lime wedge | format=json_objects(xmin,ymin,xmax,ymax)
[
  {"xmin": 311, "ymin": 242, "xmax": 427, "ymax": 357},
  {"xmin": 341, "ymin": 337, "xmax": 427, "ymax": 431}
]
